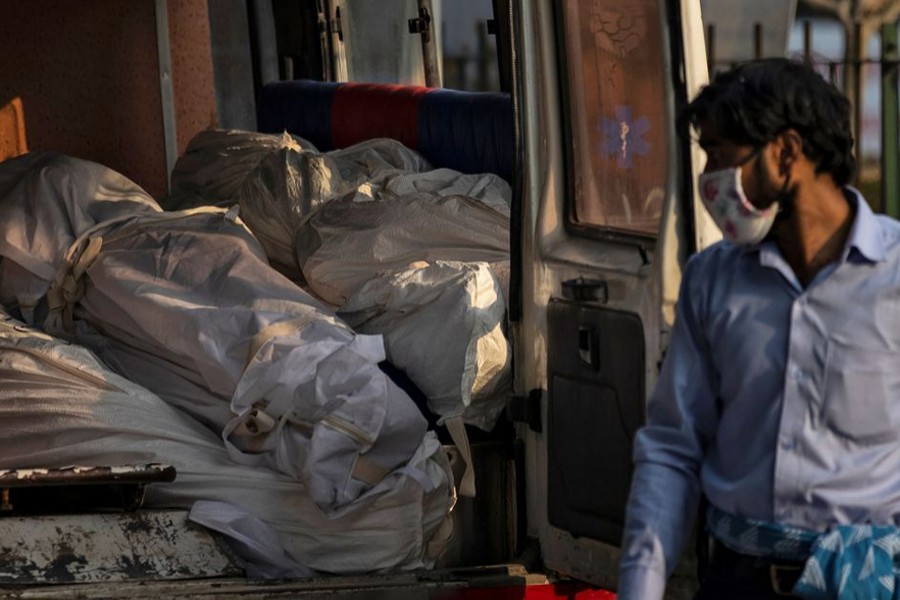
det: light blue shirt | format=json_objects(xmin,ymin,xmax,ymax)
[{"xmin": 618, "ymin": 190, "xmax": 900, "ymax": 600}]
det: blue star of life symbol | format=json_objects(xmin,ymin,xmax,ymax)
[{"xmin": 598, "ymin": 106, "xmax": 651, "ymax": 169}]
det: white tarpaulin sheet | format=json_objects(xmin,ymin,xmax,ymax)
[
  {"xmin": 0, "ymin": 312, "xmax": 454, "ymax": 576},
  {"xmin": 0, "ymin": 151, "xmax": 438, "ymax": 515}
]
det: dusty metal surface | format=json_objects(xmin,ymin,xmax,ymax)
[
  {"xmin": 0, "ymin": 565, "xmax": 550, "ymax": 599},
  {"xmin": 0, "ymin": 510, "xmax": 240, "ymax": 585}
]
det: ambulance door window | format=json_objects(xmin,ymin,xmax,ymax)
[{"xmin": 560, "ymin": 0, "xmax": 670, "ymax": 237}]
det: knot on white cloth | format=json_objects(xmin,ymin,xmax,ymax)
[{"xmin": 45, "ymin": 236, "xmax": 103, "ymax": 336}]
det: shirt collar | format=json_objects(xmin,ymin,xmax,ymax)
[
  {"xmin": 753, "ymin": 187, "xmax": 886, "ymax": 267},
  {"xmin": 842, "ymin": 187, "xmax": 886, "ymax": 262}
]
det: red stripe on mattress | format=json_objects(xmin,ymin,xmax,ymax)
[{"xmin": 330, "ymin": 83, "xmax": 429, "ymax": 150}]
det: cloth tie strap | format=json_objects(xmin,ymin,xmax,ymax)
[
  {"xmin": 444, "ymin": 416, "xmax": 475, "ymax": 497},
  {"xmin": 46, "ymin": 235, "xmax": 105, "ymax": 335}
]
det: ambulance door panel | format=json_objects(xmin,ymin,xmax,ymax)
[
  {"xmin": 547, "ymin": 300, "xmax": 644, "ymax": 546},
  {"xmin": 512, "ymin": 0, "xmax": 708, "ymax": 587}
]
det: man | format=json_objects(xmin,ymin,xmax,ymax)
[{"xmin": 618, "ymin": 58, "xmax": 900, "ymax": 599}]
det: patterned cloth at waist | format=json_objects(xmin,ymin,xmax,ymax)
[{"xmin": 707, "ymin": 504, "xmax": 900, "ymax": 599}]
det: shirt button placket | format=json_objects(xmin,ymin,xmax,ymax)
[{"xmin": 775, "ymin": 295, "xmax": 810, "ymax": 524}]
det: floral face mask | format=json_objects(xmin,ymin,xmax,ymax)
[{"xmin": 698, "ymin": 164, "xmax": 779, "ymax": 246}]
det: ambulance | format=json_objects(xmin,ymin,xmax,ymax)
[{"xmin": 0, "ymin": 1, "xmax": 715, "ymax": 597}]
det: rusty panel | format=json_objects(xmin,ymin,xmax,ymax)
[
  {"xmin": 0, "ymin": 1, "xmax": 219, "ymax": 200},
  {"xmin": 167, "ymin": 0, "xmax": 218, "ymax": 155},
  {"xmin": 0, "ymin": 1, "xmax": 167, "ymax": 198},
  {"xmin": 0, "ymin": 510, "xmax": 241, "ymax": 584},
  {"xmin": 0, "ymin": 97, "xmax": 28, "ymax": 162}
]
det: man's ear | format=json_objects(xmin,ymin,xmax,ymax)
[{"xmin": 776, "ymin": 128, "xmax": 804, "ymax": 175}]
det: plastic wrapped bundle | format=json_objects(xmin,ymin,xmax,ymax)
[
  {"xmin": 340, "ymin": 261, "xmax": 511, "ymax": 432},
  {"xmin": 167, "ymin": 131, "xmax": 515, "ymax": 488},
  {"xmin": 166, "ymin": 129, "xmax": 318, "ymax": 210},
  {"xmin": 0, "ymin": 312, "xmax": 454, "ymax": 576},
  {"xmin": 296, "ymin": 191, "xmax": 510, "ymax": 307},
  {"xmin": 0, "ymin": 152, "xmax": 437, "ymax": 515},
  {"xmin": 169, "ymin": 130, "xmax": 432, "ymax": 279}
]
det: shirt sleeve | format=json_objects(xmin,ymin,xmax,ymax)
[{"xmin": 617, "ymin": 255, "xmax": 721, "ymax": 600}]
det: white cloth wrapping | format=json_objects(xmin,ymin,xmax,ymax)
[
  {"xmin": 0, "ymin": 313, "xmax": 455, "ymax": 576},
  {"xmin": 381, "ymin": 168, "xmax": 511, "ymax": 216},
  {"xmin": 168, "ymin": 130, "xmax": 432, "ymax": 279},
  {"xmin": 339, "ymin": 261, "xmax": 510, "ymax": 431},
  {"xmin": 295, "ymin": 191, "xmax": 510, "ymax": 307},
  {"xmin": 294, "ymin": 192, "xmax": 511, "ymax": 432},
  {"xmin": 168, "ymin": 131, "xmax": 514, "ymax": 433},
  {"xmin": 0, "ymin": 152, "xmax": 161, "ymax": 323},
  {"xmin": 166, "ymin": 129, "xmax": 316, "ymax": 278},
  {"xmin": 166, "ymin": 129, "xmax": 318, "ymax": 209},
  {"xmin": 0, "ymin": 152, "xmax": 436, "ymax": 515}
]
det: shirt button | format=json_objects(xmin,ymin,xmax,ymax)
[
  {"xmin": 791, "ymin": 366, "xmax": 804, "ymax": 381},
  {"xmin": 781, "ymin": 438, "xmax": 796, "ymax": 451}
]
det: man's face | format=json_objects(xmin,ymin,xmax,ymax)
[{"xmin": 697, "ymin": 120, "xmax": 782, "ymax": 211}]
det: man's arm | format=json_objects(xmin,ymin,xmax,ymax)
[{"xmin": 617, "ymin": 257, "xmax": 720, "ymax": 600}]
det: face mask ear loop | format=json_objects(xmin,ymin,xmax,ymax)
[
  {"xmin": 776, "ymin": 163, "xmax": 793, "ymax": 208},
  {"xmin": 737, "ymin": 146, "xmax": 763, "ymax": 168},
  {"xmin": 775, "ymin": 129, "xmax": 799, "ymax": 203}
]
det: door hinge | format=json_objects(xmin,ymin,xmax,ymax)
[
  {"xmin": 331, "ymin": 6, "xmax": 344, "ymax": 42},
  {"xmin": 408, "ymin": 7, "xmax": 432, "ymax": 42},
  {"xmin": 507, "ymin": 389, "xmax": 542, "ymax": 433}
]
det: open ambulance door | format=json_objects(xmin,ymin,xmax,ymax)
[
  {"xmin": 317, "ymin": 0, "xmax": 440, "ymax": 85},
  {"xmin": 510, "ymin": 0, "xmax": 718, "ymax": 589}
]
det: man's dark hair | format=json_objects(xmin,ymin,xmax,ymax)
[{"xmin": 684, "ymin": 57, "xmax": 856, "ymax": 186}]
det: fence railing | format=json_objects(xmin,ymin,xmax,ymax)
[{"xmin": 441, "ymin": 21, "xmax": 500, "ymax": 92}]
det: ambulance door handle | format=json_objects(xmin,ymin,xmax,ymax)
[
  {"xmin": 562, "ymin": 277, "xmax": 609, "ymax": 303},
  {"xmin": 578, "ymin": 326, "xmax": 600, "ymax": 371}
]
